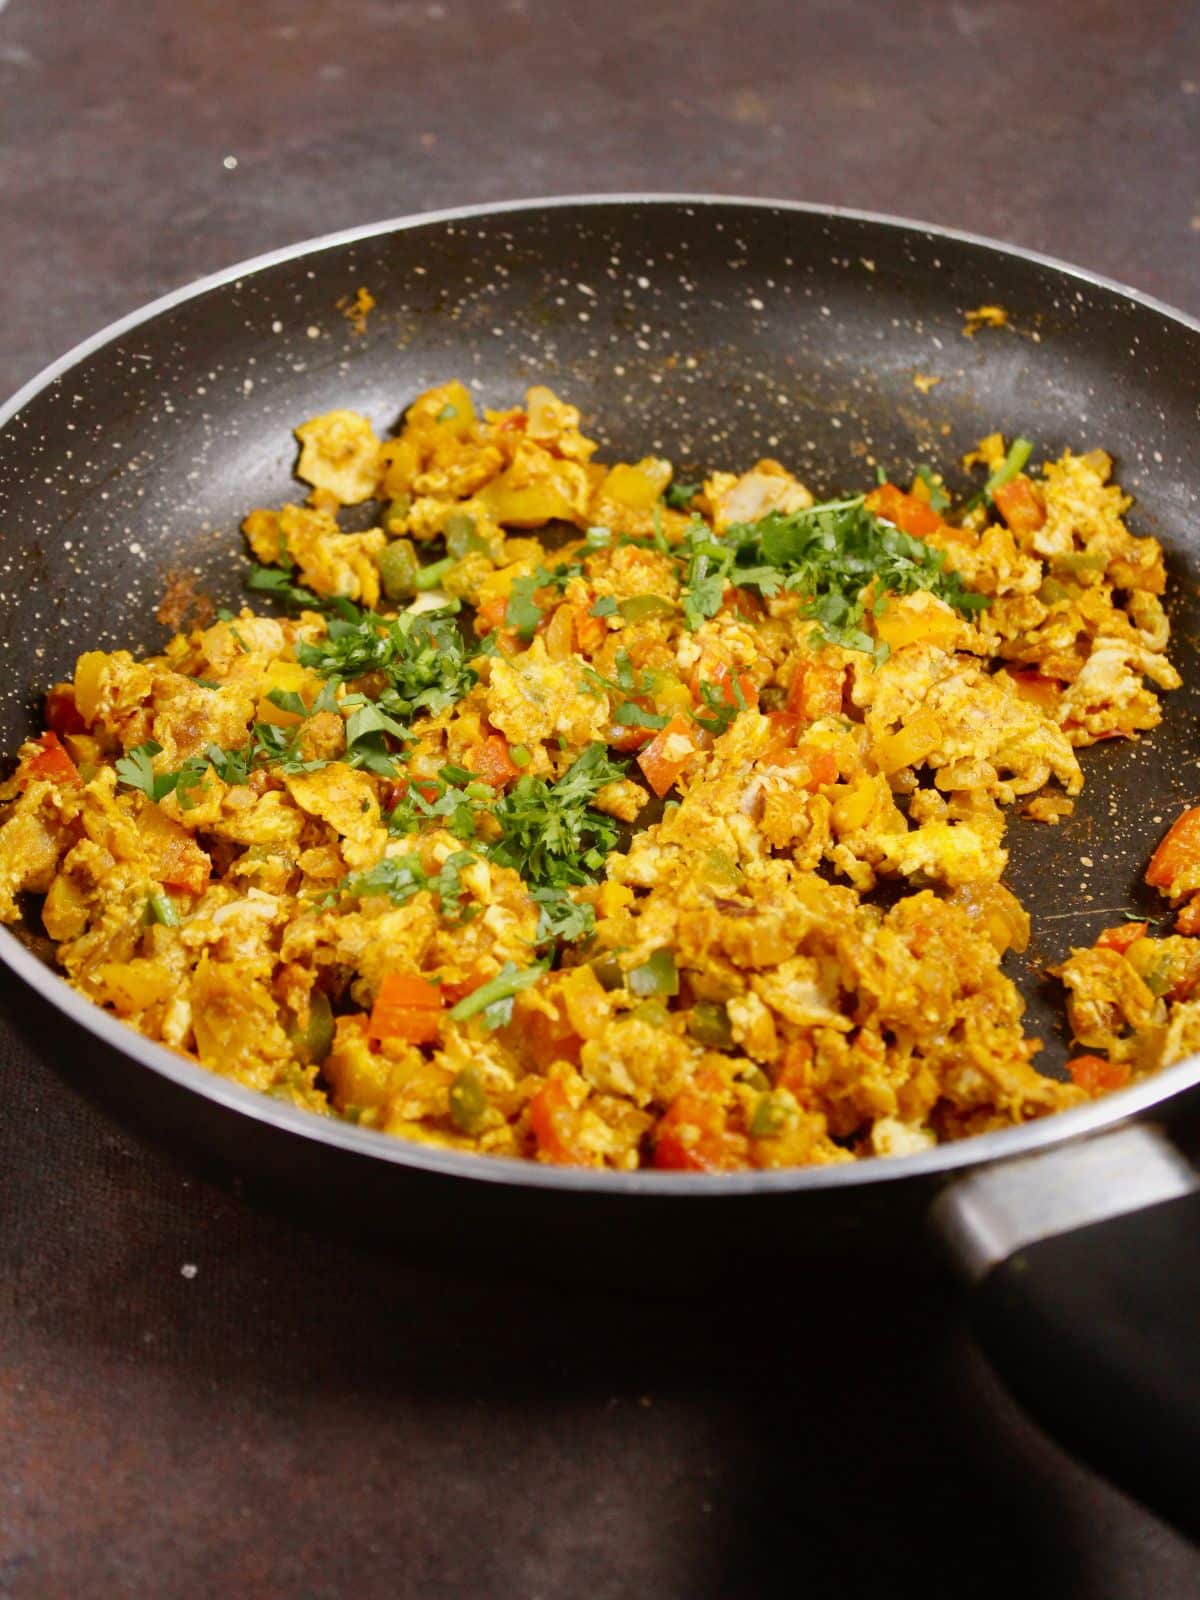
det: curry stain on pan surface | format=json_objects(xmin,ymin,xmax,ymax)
[{"xmin": 1, "ymin": 200, "xmax": 1198, "ymax": 1063}]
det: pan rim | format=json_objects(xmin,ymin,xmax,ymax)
[{"xmin": 3, "ymin": 190, "xmax": 1199, "ymax": 1198}]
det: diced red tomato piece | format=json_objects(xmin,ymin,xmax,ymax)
[
  {"xmin": 470, "ymin": 733, "xmax": 521, "ymax": 789},
  {"xmin": 529, "ymin": 1077, "xmax": 589, "ymax": 1165},
  {"xmin": 866, "ymin": 483, "xmax": 944, "ymax": 539},
  {"xmin": 44, "ymin": 684, "xmax": 88, "ymax": 737},
  {"xmin": 368, "ymin": 972, "xmax": 444, "ymax": 1045},
  {"xmin": 1146, "ymin": 807, "xmax": 1200, "ymax": 893},
  {"xmin": 992, "ymin": 475, "xmax": 1045, "ymax": 535},
  {"xmin": 653, "ymin": 1084, "xmax": 748, "ymax": 1172},
  {"xmin": 1096, "ymin": 923, "xmax": 1148, "ymax": 956},
  {"xmin": 1068, "ymin": 1055, "xmax": 1131, "ymax": 1095},
  {"xmin": 19, "ymin": 731, "xmax": 80, "ymax": 790},
  {"xmin": 636, "ymin": 712, "xmax": 698, "ymax": 798},
  {"xmin": 786, "ymin": 660, "xmax": 845, "ymax": 722}
]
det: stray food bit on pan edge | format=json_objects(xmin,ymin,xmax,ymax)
[{"xmin": 0, "ymin": 381, "xmax": 1188, "ymax": 1171}]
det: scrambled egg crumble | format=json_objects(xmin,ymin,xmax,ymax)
[{"xmin": 0, "ymin": 383, "xmax": 1187, "ymax": 1171}]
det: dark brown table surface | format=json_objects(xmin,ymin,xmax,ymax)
[{"xmin": 3, "ymin": 2, "xmax": 1200, "ymax": 1595}]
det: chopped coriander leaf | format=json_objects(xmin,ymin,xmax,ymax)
[
  {"xmin": 691, "ymin": 680, "xmax": 745, "ymax": 736},
  {"xmin": 505, "ymin": 573, "xmax": 546, "ymax": 639},
  {"xmin": 245, "ymin": 563, "xmax": 361, "ymax": 621},
  {"xmin": 717, "ymin": 495, "xmax": 990, "ymax": 660},
  {"xmin": 205, "ymin": 742, "xmax": 251, "ymax": 786},
  {"xmin": 531, "ymin": 885, "xmax": 596, "ymax": 947},
  {"xmin": 266, "ymin": 688, "xmax": 309, "ymax": 718},
  {"xmin": 298, "ymin": 607, "xmax": 476, "ymax": 719},
  {"xmin": 337, "ymin": 849, "xmax": 478, "ymax": 920},
  {"xmin": 115, "ymin": 741, "xmax": 162, "ymax": 798},
  {"xmin": 248, "ymin": 721, "xmax": 328, "ymax": 776},
  {"xmin": 343, "ymin": 701, "xmax": 408, "ymax": 777},
  {"xmin": 115, "ymin": 741, "xmax": 208, "ymax": 808},
  {"xmin": 664, "ymin": 479, "xmax": 700, "ymax": 510},
  {"xmin": 612, "ymin": 702, "xmax": 668, "ymax": 730},
  {"xmin": 590, "ymin": 595, "xmax": 619, "ymax": 617},
  {"xmin": 215, "ymin": 607, "xmax": 235, "ymax": 623},
  {"xmin": 448, "ymin": 959, "xmax": 549, "ymax": 1025},
  {"xmin": 386, "ymin": 776, "xmax": 482, "ymax": 842},
  {"xmin": 682, "ymin": 570, "xmax": 725, "ymax": 631},
  {"xmin": 490, "ymin": 742, "xmax": 627, "ymax": 889}
]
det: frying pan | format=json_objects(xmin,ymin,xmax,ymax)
[{"xmin": 2, "ymin": 196, "xmax": 1199, "ymax": 1536}]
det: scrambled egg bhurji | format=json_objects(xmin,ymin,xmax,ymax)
[{"xmin": 2, "ymin": 382, "xmax": 1191, "ymax": 1169}]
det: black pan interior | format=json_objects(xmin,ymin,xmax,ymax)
[{"xmin": 3, "ymin": 198, "xmax": 1199, "ymax": 1067}]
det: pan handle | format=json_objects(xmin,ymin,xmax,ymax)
[{"xmin": 931, "ymin": 1123, "xmax": 1200, "ymax": 1539}]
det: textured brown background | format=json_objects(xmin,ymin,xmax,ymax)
[{"xmin": 3, "ymin": 1, "xmax": 1200, "ymax": 1596}]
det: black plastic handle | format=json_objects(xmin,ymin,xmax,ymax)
[{"xmin": 970, "ymin": 1189, "xmax": 1200, "ymax": 1540}]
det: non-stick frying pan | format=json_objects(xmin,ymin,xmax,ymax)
[{"xmin": 3, "ymin": 196, "xmax": 1199, "ymax": 1536}]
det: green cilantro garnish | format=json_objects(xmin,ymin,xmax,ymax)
[
  {"xmin": 674, "ymin": 495, "xmax": 989, "ymax": 661},
  {"xmin": 589, "ymin": 595, "xmax": 618, "ymax": 618},
  {"xmin": 265, "ymin": 688, "xmax": 309, "ymax": 719},
  {"xmin": 690, "ymin": 677, "xmax": 747, "ymax": 737},
  {"xmin": 386, "ymin": 773, "xmax": 483, "ymax": 842},
  {"xmin": 297, "ymin": 607, "xmax": 476, "ymax": 720},
  {"xmin": 115, "ymin": 741, "xmax": 163, "ymax": 798},
  {"xmin": 612, "ymin": 702, "xmax": 668, "ymax": 731},
  {"xmin": 335, "ymin": 849, "xmax": 478, "ymax": 921},
  {"xmin": 116, "ymin": 741, "xmax": 210, "ymax": 807},
  {"xmin": 245, "ymin": 563, "xmax": 362, "ymax": 622},
  {"xmin": 505, "ymin": 573, "xmax": 547, "ymax": 639},
  {"xmin": 490, "ymin": 742, "xmax": 627, "ymax": 888},
  {"xmin": 342, "ymin": 700, "xmax": 409, "ymax": 777},
  {"xmin": 531, "ymin": 885, "xmax": 596, "ymax": 948}
]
